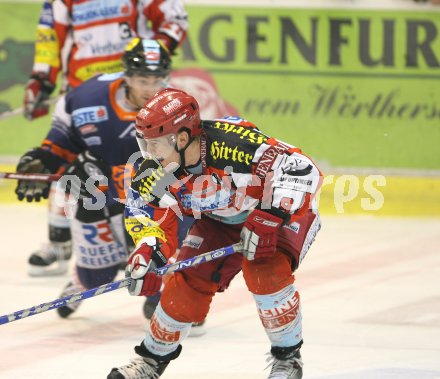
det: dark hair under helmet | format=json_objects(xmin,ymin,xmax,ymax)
[{"xmin": 122, "ymin": 38, "xmax": 171, "ymax": 77}]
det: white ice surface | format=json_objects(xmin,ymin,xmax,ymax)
[{"xmin": 1, "ymin": 204, "xmax": 440, "ymax": 379}]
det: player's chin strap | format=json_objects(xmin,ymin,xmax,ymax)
[{"xmin": 175, "ymin": 134, "xmax": 195, "ymax": 173}]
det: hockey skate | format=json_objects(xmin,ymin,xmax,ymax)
[
  {"xmin": 28, "ymin": 240, "xmax": 72, "ymax": 277},
  {"xmin": 57, "ymin": 281, "xmax": 83, "ymax": 318},
  {"xmin": 107, "ymin": 343, "xmax": 180, "ymax": 379},
  {"xmin": 266, "ymin": 348, "xmax": 303, "ymax": 379},
  {"xmin": 143, "ymin": 294, "xmax": 206, "ymax": 337}
]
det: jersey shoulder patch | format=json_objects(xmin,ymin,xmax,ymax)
[
  {"xmin": 131, "ymin": 159, "xmax": 176, "ymax": 205},
  {"xmin": 203, "ymin": 120, "xmax": 267, "ymax": 172},
  {"xmin": 97, "ymin": 72, "xmax": 124, "ymax": 81}
]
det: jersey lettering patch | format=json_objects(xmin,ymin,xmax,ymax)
[
  {"xmin": 213, "ymin": 121, "xmax": 267, "ymax": 145},
  {"xmin": 72, "ymin": 106, "xmax": 109, "ymax": 127},
  {"xmin": 258, "ymin": 291, "xmax": 300, "ymax": 329},
  {"xmin": 79, "ymin": 124, "xmax": 98, "ymax": 135},
  {"xmin": 276, "ymin": 176, "xmax": 313, "ymax": 192},
  {"xmin": 39, "ymin": 1, "xmax": 54, "ymax": 27},
  {"xmin": 210, "ymin": 141, "xmax": 253, "ymax": 165},
  {"xmin": 180, "ymin": 191, "xmax": 231, "ymax": 212},
  {"xmin": 255, "ymin": 142, "xmax": 292, "ymax": 178},
  {"xmin": 72, "ymin": 0, "xmax": 132, "ymax": 25},
  {"xmin": 284, "ymin": 221, "xmax": 300, "ymax": 234},
  {"xmin": 182, "ymin": 235, "xmax": 204, "ymax": 250},
  {"xmin": 82, "ymin": 223, "xmax": 113, "ymax": 245},
  {"xmin": 84, "ymin": 136, "xmax": 102, "ymax": 146}
]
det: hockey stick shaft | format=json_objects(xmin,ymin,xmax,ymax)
[
  {"xmin": 0, "ymin": 242, "xmax": 242, "ymax": 325},
  {"xmin": 0, "ymin": 107, "xmax": 23, "ymax": 120},
  {"xmin": 0, "ymin": 96, "xmax": 60, "ymax": 121},
  {"xmin": 0, "ymin": 172, "xmax": 62, "ymax": 182}
]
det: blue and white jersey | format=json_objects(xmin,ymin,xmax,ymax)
[{"xmin": 42, "ymin": 73, "xmax": 142, "ymax": 204}]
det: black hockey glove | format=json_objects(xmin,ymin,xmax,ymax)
[
  {"xmin": 64, "ymin": 151, "xmax": 112, "ymax": 199},
  {"xmin": 15, "ymin": 148, "xmax": 62, "ymax": 202},
  {"xmin": 23, "ymin": 72, "xmax": 56, "ymax": 120}
]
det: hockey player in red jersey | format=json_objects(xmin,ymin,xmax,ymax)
[
  {"xmin": 24, "ymin": 0, "xmax": 188, "ymax": 120},
  {"xmin": 108, "ymin": 88, "xmax": 323, "ymax": 378},
  {"xmin": 15, "ymin": 38, "xmax": 193, "ymax": 318}
]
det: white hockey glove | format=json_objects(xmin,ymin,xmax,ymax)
[{"xmin": 126, "ymin": 237, "xmax": 168, "ymax": 296}]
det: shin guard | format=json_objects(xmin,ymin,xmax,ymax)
[
  {"xmin": 253, "ymin": 284, "xmax": 303, "ymax": 348},
  {"xmin": 144, "ymin": 303, "xmax": 192, "ymax": 357}
]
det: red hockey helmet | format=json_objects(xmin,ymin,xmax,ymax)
[{"xmin": 135, "ymin": 88, "xmax": 202, "ymax": 140}]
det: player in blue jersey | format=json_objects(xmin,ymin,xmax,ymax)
[
  {"xmin": 23, "ymin": 0, "xmax": 188, "ymax": 282},
  {"xmin": 14, "ymin": 38, "xmax": 194, "ymax": 318}
]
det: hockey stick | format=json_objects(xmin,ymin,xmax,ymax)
[
  {"xmin": 0, "ymin": 171, "xmax": 62, "ymax": 182},
  {"xmin": 0, "ymin": 171, "xmax": 108, "ymax": 192},
  {"xmin": 0, "ymin": 242, "xmax": 243, "ymax": 325},
  {"xmin": 0, "ymin": 107, "xmax": 24, "ymax": 120},
  {"xmin": 0, "ymin": 96, "xmax": 60, "ymax": 121},
  {"xmin": 0, "ymin": 171, "xmax": 126, "ymax": 254},
  {"xmin": 1, "ymin": 171, "xmax": 125, "ymax": 255}
]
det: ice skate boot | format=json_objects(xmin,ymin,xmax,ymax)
[
  {"xmin": 266, "ymin": 347, "xmax": 303, "ymax": 379},
  {"xmin": 57, "ymin": 281, "xmax": 84, "ymax": 318},
  {"xmin": 28, "ymin": 240, "xmax": 72, "ymax": 277},
  {"xmin": 107, "ymin": 343, "xmax": 181, "ymax": 379}
]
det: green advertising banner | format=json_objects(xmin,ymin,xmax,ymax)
[
  {"xmin": 0, "ymin": 3, "xmax": 50, "ymax": 153},
  {"xmin": 0, "ymin": 3, "xmax": 439, "ymax": 170},
  {"xmin": 0, "ymin": 2, "xmax": 439, "ymax": 215},
  {"xmin": 174, "ymin": 6, "xmax": 440, "ymax": 169}
]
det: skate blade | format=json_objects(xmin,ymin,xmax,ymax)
[
  {"xmin": 189, "ymin": 324, "xmax": 206, "ymax": 338},
  {"xmin": 28, "ymin": 265, "xmax": 68, "ymax": 277}
]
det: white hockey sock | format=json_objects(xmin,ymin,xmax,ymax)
[
  {"xmin": 144, "ymin": 303, "xmax": 192, "ymax": 356},
  {"xmin": 253, "ymin": 284, "xmax": 303, "ymax": 347}
]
